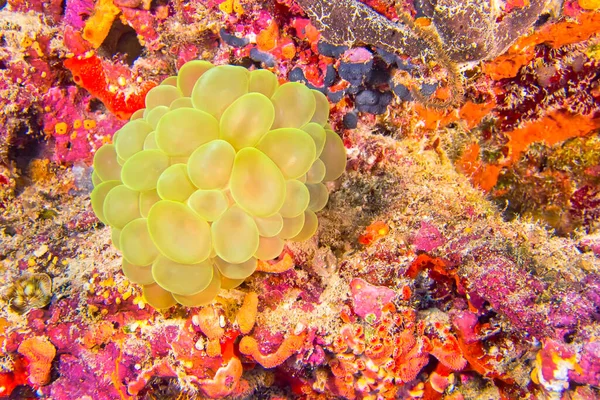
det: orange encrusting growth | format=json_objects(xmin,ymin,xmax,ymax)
[
  {"xmin": 236, "ymin": 292, "xmax": 258, "ymax": 334},
  {"xmin": 456, "ymin": 112, "xmax": 600, "ymax": 191},
  {"xmin": 198, "ymin": 356, "xmax": 244, "ymax": 397},
  {"xmin": 256, "ymin": 253, "xmax": 295, "ymax": 273},
  {"xmin": 239, "ymin": 331, "xmax": 307, "ymax": 368},
  {"xmin": 17, "ymin": 337, "xmax": 56, "ymax": 388},
  {"xmin": 64, "ymin": 54, "xmax": 156, "ymax": 120},
  {"xmin": 82, "ymin": 0, "xmax": 121, "ymax": 48},
  {"xmin": 358, "ymin": 220, "xmax": 390, "ymax": 245},
  {"xmin": 483, "ymin": 12, "xmax": 600, "ymax": 80}
]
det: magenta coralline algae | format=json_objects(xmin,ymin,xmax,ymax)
[
  {"xmin": 350, "ymin": 278, "xmax": 396, "ymax": 320},
  {"xmin": 412, "ymin": 220, "xmax": 446, "ymax": 252}
]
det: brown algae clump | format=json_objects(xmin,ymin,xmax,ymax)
[{"xmin": 90, "ymin": 61, "xmax": 347, "ymax": 309}]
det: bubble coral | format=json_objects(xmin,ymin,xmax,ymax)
[{"xmin": 90, "ymin": 61, "xmax": 347, "ymax": 308}]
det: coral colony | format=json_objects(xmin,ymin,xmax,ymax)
[{"xmin": 1, "ymin": 0, "xmax": 600, "ymax": 399}]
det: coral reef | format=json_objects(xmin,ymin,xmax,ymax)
[{"xmin": 0, "ymin": 0, "xmax": 599, "ymax": 398}]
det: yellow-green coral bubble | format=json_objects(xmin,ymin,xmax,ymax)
[
  {"xmin": 214, "ymin": 256, "xmax": 257, "ymax": 280},
  {"xmin": 271, "ymin": 82, "xmax": 316, "ymax": 129},
  {"xmin": 169, "ymin": 156, "xmax": 189, "ymax": 165},
  {"xmin": 148, "ymin": 200, "xmax": 211, "ymax": 264},
  {"xmin": 291, "ymin": 210, "xmax": 318, "ymax": 241},
  {"xmin": 321, "ymin": 129, "xmax": 347, "ymax": 181},
  {"xmin": 142, "ymin": 283, "xmax": 176, "ymax": 309},
  {"xmin": 143, "ymin": 132, "xmax": 158, "ymax": 150},
  {"xmin": 120, "ymin": 218, "xmax": 160, "ymax": 266},
  {"xmin": 301, "ymin": 123, "xmax": 326, "ymax": 158},
  {"xmin": 279, "ymin": 212, "xmax": 305, "ymax": 239},
  {"xmin": 306, "ymin": 182, "xmax": 329, "ymax": 212},
  {"xmin": 279, "ymin": 180, "xmax": 309, "ymax": 218},
  {"xmin": 249, "ymin": 69, "xmax": 278, "ymax": 97},
  {"xmin": 140, "ymin": 189, "xmax": 161, "ymax": 218},
  {"xmin": 91, "ymin": 180, "xmax": 120, "ymax": 225},
  {"xmin": 187, "ymin": 140, "xmax": 235, "ymax": 190},
  {"xmin": 121, "ymin": 149, "xmax": 170, "ymax": 192},
  {"xmin": 91, "ymin": 170, "xmax": 102, "ymax": 187},
  {"xmin": 177, "ymin": 60, "xmax": 214, "ymax": 97},
  {"xmin": 310, "ymin": 89, "xmax": 330, "ymax": 126},
  {"xmin": 145, "ymin": 105, "xmax": 169, "ymax": 129},
  {"xmin": 306, "ymin": 159, "xmax": 326, "ymax": 184},
  {"xmin": 93, "ymin": 144, "xmax": 122, "ymax": 181},
  {"xmin": 111, "ymin": 227, "xmax": 121, "ymax": 250},
  {"xmin": 187, "ymin": 190, "xmax": 228, "ymax": 221},
  {"xmin": 122, "ymin": 259, "xmax": 154, "ymax": 285},
  {"xmin": 255, "ymin": 236, "xmax": 284, "ymax": 260},
  {"xmin": 103, "ymin": 185, "xmax": 141, "ymax": 229},
  {"xmin": 254, "ymin": 213, "xmax": 283, "ymax": 237},
  {"xmin": 212, "ymin": 206, "xmax": 259, "ymax": 264},
  {"xmin": 152, "ymin": 256, "xmax": 214, "ymax": 296},
  {"xmin": 170, "ymin": 97, "xmax": 193, "ymax": 110},
  {"xmin": 145, "ymin": 85, "xmax": 183, "ymax": 109},
  {"xmin": 221, "ymin": 276, "xmax": 245, "ymax": 289},
  {"xmin": 256, "ymin": 128, "xmax": 316, "ymax": 180},
  {"xmin": 172, "ymin": 265, "xmax": 221, "ymax": 307},
  {"xmin": 220, "ymin": 93, "xmax": 275, "ymax": 150},
  {"xmin": 230, "ymin": 148, "xmax": 286, "ymax": 217},
  {"xmin": 161, "ymin": 76, "xmax": 178, "ymax": 87},
  {"xmin": 115, "ymin": 120, "xmax": 153, "ymax": 161},
  {"xmin": 191, "ymin": 65, "xmax": 249, "ymax": 119},
  {"xmin": 157, "ymin": 164, "xmax": 196, "ymax": 202},
  {"xmin": 130, "ymin": 109, "xmax": 145, "ymax": 121},
  {"xmin": 155, "ymin": 108, "xmax": 219, "ymax": 156}
]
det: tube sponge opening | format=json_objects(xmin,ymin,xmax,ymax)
[{"xmin": 90, "ymin": 61, "xmax": 347, "ymax": 309}]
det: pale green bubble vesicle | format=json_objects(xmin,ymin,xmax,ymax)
[
  {"xmin": 142, "ymin": 283, "xmax": 177, "ymax": 309},
  {"xmin": 254, "ymin": 213, "xmax": 283, "ymax": 237},
  {"xmin": 191, "ymin": 65, "xmax": 249, "ymax": 119},
  {"xmin": 230, "ymin": 148, "xmax": 286, "ymax": 217},
  {"xmin": 310, "ymin": 89, "xmax": 330, "ymax": 126},
  {"xmin": 152, "ymin": 255, "xmax": 214, "ymax": 296},
  {"xmin": 256, "ymin": 128, "xmax": 316, "ymax": 180},
  {"xmin": 177, "ymin": 60, "xmax": 214, "ymax": 97},
  {"xmin": 271, "ymin": 82, "xmax": 316, "ymax": 129},
  {"xmin": 220, "ymin": 93, "xmax": 275, "ymax": 150},
  {"xmin": 306, "ymin": 182, "xmax": 329, "ymax": 212},
  {"xmin": 255, "ymin": 236, "xmax": 285, "ymax": 260},
  {"xmin": 122, "ymin": 259, "xmax": 155, "ymax": 285},
  {"xmin": 103, "ymin": 185, "xmax": 141, "ymax": 229},
  {"xmin": 90, "ymin": 180, "xmax": 121, "ymax": 225},
  {"xmin": 249, "ymin": 69, "xmax": 279, "ymax": 97},
  {"xmin": 172, "ymin": 265, "xmax": 221, "ymax": 306},
  {"xmin": 139, "ymin": 189, "xmax": 161, "ymax": 218},
  {"xmin": 279, "ymin": 212, "xmax": 306, "ymax": 240},
  {"xmin": 114, "ymin": 120, "xmax": 153, "ymax": 161},
  {"xmin": 214, "ymin": 256, "xmax": 257, "ymax": 280},
  {"xmin": 120, "ymin": 218, "xmax": 160, "ymax": 267},
  {"xmin": 279, "ymin": 179, "xmax": 310, "ymax": 218},
  {"xmin": 187, "ymin": 140, "xmax": 235, "ymax": 190},
  {"xmin": 155, "ymin": 108, "xmax": 219, "ymax": 156},
  {"xmin": 156, "ymin": 164, "xmax": 196, "ymax": 202},
  {"xmin": 145, "ymin": 85, "xmax": 183, "ymax": 109},
  {"xmin": 121, "ymin": 149, "xmax": 170, "ymax": 192},
  {"xmin": 292, "ymin": 210, "xmax": 319, "ymax": 241},
  {"xmin": 187, "ymin": 190, "xmax": 229, "ymax": 222},
  {"xmin": 93, "ymin": 144, "xmax": 122, "ymax": 182},
  {"xmin": 147, "ymin": 200, "xmax": 212, "ymax": 264},
  {"xmin": 212, "ymin": 206, "xmax": 259, "ymax": 264},
  {"xmin": 321, "ymin": 129, "xmax": 347, "ymax": 182},
  {"xmin": 301, "ymin": 122, "xmax": 326, "ymax": 159},
  {"xmin": 306, "ymin": 159, "xmax": 326, "ymax": 184}
]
